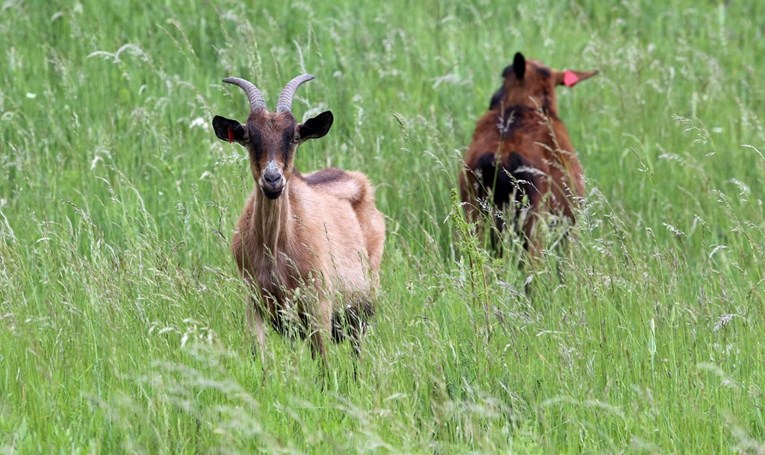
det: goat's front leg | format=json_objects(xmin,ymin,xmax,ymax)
[
  {"xmin": 246, "ymin": 296, "xmax": 267, "ymax": 364},
  {"xmin": 309, "ymin": 302, "xmax": 332, "ymax": 368}
]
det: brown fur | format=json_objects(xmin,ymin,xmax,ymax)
[
  {"xmin": 215, "ymin": 104, "xmax": 385, "ymax": 365},
  {"xmin": 459, "ymin": 53, "xmax": 597, "ymax": 257}
]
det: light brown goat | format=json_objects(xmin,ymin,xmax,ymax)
[
  {"xmin": 212, "ymin": 74, "xmax": 385, "ymax": 365},
  {"xmin": 459, "ymin": 52, "xmax": 597, "ymax": 257}
]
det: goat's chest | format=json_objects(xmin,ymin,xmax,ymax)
[{"xmin": 246, "ymin": 250, "xmax": 295, "ymax": 292}]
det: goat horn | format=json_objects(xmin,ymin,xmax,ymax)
[
  {"xmin": 275, "ymin": 74, "xmax": 316, "ymax": 113},
  {"xmin": 222, "ymin": 77, "xmax": 267, "ymax": 113}
]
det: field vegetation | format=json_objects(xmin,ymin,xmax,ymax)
[{"xmin": 1, "ymin": 0, "xmax": 764, "ymax": 452}]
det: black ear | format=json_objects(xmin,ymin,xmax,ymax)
[
  {"xmin": 297, "ymin": 111, "xmax": 333, "ymax": 141},
  {"xmin": 513, "ymin": 52, "xmax": 526, "ymax": 80},
  {"xmin": 212, "ymin": 115, "xmax": 245, "ymax": 145}
]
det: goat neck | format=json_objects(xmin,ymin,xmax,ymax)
[{"xmin": 252, "ymin": 183, "xmax": 293, "ymax": 258}]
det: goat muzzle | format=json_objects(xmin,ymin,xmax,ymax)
[{"xmin": 261, "ymin": 169, "xmax": 285, "ymax": 199}]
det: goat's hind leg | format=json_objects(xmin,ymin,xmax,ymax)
[{"xmin": 348, "ymin": 299, "xmax": 375, "ymax": 380}]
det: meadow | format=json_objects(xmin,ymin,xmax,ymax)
[{"xmin": 1, "ymin": 0, "xmax": 764, "ymax": 452}]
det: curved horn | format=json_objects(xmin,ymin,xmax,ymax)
[
  {"xmin": 222, "ymin": 77, "xmax": 266, "ymax": 112},
  {"xmin": 275, "ymin": 74, "xmax": 316, "ymax": 113}
]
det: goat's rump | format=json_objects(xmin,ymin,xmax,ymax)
[{"xmin": 471, "ymin": 150, "xmax": 538, "ymax": 248}]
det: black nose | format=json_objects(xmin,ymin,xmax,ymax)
[{"xmin": 264, "ymin": 171, "xmax": 281, "ymax": 185}]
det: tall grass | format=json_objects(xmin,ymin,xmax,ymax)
[{"xmin": 1, "ymin": 0, "xmax": 764, "ymax": 452}]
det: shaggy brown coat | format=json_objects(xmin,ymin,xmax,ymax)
[
  {"xmin": 459, "ymin": 52, "xmax": 597, "ymax": 256},
  {"xmin": 213, "ymin": 76, "xmax": 385, "ymax": 364}
]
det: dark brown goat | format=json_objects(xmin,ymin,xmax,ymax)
[
  {"xmin": 212, "ymin": 75, "xmax": 385, "ymax": 365},
  {"xmin": 459, "ymin": 52, "xmax": 597, "ymax": 257}
]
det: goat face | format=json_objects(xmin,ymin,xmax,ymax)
[
  {"xmin": 212, "ymin": 75, "xmax": 334, "ymax": 199},
  {"xmin": 489, "ymin": 52, "xmax": 598, "ymax": 114}
]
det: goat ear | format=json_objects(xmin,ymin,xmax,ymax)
[
  {"xmin": 297, "ymin": 110, "xmax": 333, "ymax": 141},
  {"xmin": 513, "ymin": 52, "xmax": 526, "ymax": 80},
  {"xmin": 212, "ymin": 116, "xmax": 245, "ymax": 145},
  {"xmin": 555, "ymin": 69, "xmax": 599, "ymax": 88}
]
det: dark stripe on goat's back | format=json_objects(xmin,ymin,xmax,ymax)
[
  {"xmin": 498, "ymin": 104, "xmax": 535, "ymax": 139},
  {"xmin": 502, "ymin": 104, "xmax": 536, "ymax": 118},
  {"xmin": 302, "ymin": 167, "xmax": 348, "ymax": 185},
  {"xmin": 535, "ymin": 66, "xmax": 551, "ymax": 78}
]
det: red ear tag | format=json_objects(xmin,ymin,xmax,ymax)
[
  {"xmin": 563, "ymin": 71, "xmax": 579, "ymax": 87},
  {"xmin": 227, "ymin": 127, "xmax": 234, "ymax": 143}
]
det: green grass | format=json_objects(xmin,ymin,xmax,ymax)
[{"xmin": 2, "ymin": 0, "xmax": 764, "ymax": 452}]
